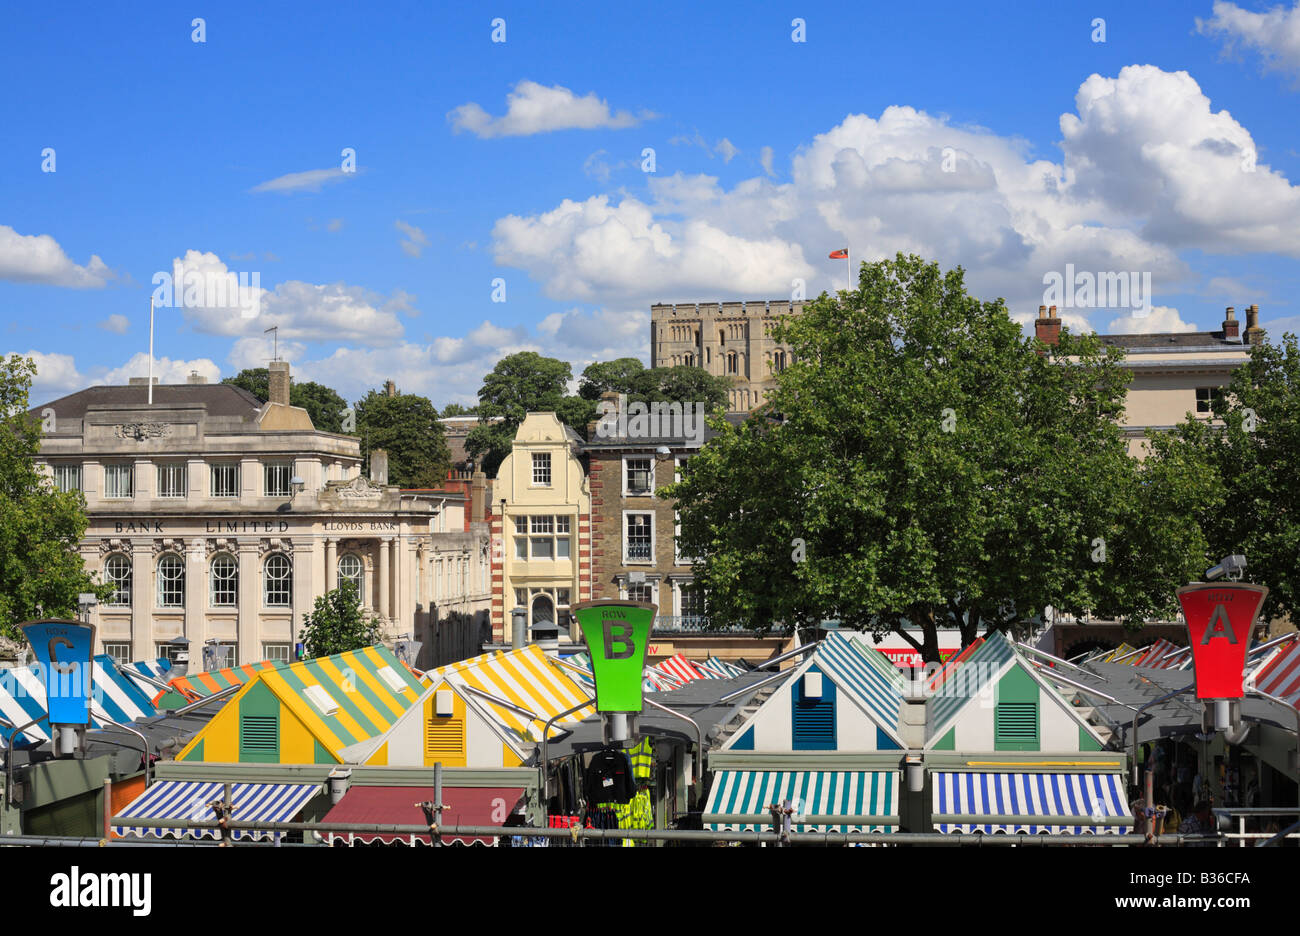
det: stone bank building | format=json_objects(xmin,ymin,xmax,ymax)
[{"xmin": 33, "ymin": 363, "xmax": 489, "ymax": 668}]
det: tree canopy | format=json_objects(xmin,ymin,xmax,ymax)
[
  {"xmin": 354, "ymin": 388, "xmax": 450, "ymax": 488},
  {"xmin": 221, "ymin": 368, "xmax": 348, "ymax": 433},
  {"xmin": 0, "ymin": 355, "xmax": 112, "ymax": 642},
  {"xmin": 579, "ymin": 357, "xmax": 730, "ymax": 412},
  {"xmin": 299, "ymin": 581, "xmax": 380, "ymax": 658},
  {"xmin": 466, "ymin": 352, "xmax": 591, "ymax": 476},
  {"xmin": 1165, "ymin": 333, "xmax": 1300, "ymax": 624},
  {"xmin": 663, "ymin": 254, "xmax": 1215, "ymax": 660}
]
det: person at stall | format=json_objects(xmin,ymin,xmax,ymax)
[{"xmin": 1177, "ymin": 800, "xmax": 1216, "ymax": 846}]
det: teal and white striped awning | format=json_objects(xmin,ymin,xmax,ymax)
[
  {"xmin": 704, "ymin": 770, "xmax": 899, "ymax": 833},
  {"xmin": 932, "ymin": 772, "xmax": 1132, "ymax": 835}
]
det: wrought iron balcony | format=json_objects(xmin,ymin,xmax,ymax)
[{"xmin": 653, "ymin": 615, "xmax": 757, "ymax": 633}]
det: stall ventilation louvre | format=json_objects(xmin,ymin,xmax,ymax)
[
  {"xmin": 995, "ymin": 702, "xmax": 1039, "ymax": 742},
  {"xmin": 240, "ymin": 715, "xmax": 279, "ymax": 753},
  {"xmin": 793, "ymin": 700, "xmax": 835, "ymax": 743},
  {"xmin": 376, "ymin": 665, "xmax": 408, "ymax": 693},
  {"xmin": 425, "ymin": 718, "xmax": 465, "ymax": 758}
]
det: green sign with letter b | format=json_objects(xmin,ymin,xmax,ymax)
[{"xmin": 573, "ymin": 599, "xmax": 656, "ymax": 712}]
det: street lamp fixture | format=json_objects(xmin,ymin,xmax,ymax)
[{"xmin": 1204, "ymin": 554, "xmax": 1247, "ymax": 582}]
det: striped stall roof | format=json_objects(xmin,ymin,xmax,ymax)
[
  {"xmin": 1255, "ymin": 640, "xmax": 1300, "ymax": 708},
  {"xmin": 261, "ymin": 645, "xmax": 425, "ymax": 754},
  {"xmin": 434, "ymin": 645, "xmax": 594, "ymax": 741},
  {"xmin": 0, "ymin": 655, "xmax": 162, "ymax": 747},
  {"xmin": 927, "ymin": 638, "xmax": 984, "ymax": 692},
  {"xmin": 121, "ymin": 658, "xmax": 172, "ymax": 684},
  {"xmin": 554, "ymin": 652, "xmax": 668, "ymax": 693},
  {"xmin": 926, "ymin": 631, "xmax": 1018, "ymax": 741},
  {"xmin": 698, "ymin": 657, "xmax": 747, "ymax": 679},
  {"xmin": 1132, "ymin": 639, "xmax": 1184, "ymax": 669},
  {"xmin": 157, "ymin": 660, "xmax": 279, "ymax": 705},
  {"xmin": 112, "ymin": 780, "xmax": 319, "ymax": 841},
  {"xmin": 705, "ymin": 770, "xmax": 899, "ymax": 833},
  {"xmin": 1104, "ymin": 643, "xmax": 1140, "ymax": 663},
  {"xmin": 816, "ymin": 631, "xmax": 905, "ymax": 738},
  {"xmin": 657, "ymin": 654, "xmax": 708, "ymax": 683},
  {"xmin": 841, "ymin": 633, "xmax": 908, "ymax": 689},
  {"xmin": 932, "ymin": 771, "xmax": 1130, "ymax": 834}
]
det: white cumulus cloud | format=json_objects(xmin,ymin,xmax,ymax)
[
  {"xmin": 1197, "ymin": 0, "xmax": 1300, "ymax": 81},
  {"xmin": 448, "ymin": 81, "xmax": 654, "ymax": 138},
  {"xmin": 0, "ymin": 225, "xmax": 112, "ymax": 288}
]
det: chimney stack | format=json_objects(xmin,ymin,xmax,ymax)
[
  {"xmin": 1222, "ymin": 306, "xmax": 1239, "ymax": 341},
  {"xmin": 268, "ymin": 360, "xmax": 291, "ymax": 406},
  {"xmin": 1035, "ymin": 304, "xmax": 1061, "ymax": 347},
  {"xmin": 187, "ymin": 370, "xmax": 208, "ymax": 384},
  {"xmin": 471, "ymin": 469, "xmax": 487, "ymax": 523},
  {"xmin": 1244, "ymin": 304, "xmax": 1264, "ymax": 346},
  {"xmin": 370, "ymin": 449, "xmax": 389, "ymax": 485}
]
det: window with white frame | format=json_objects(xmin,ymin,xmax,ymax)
[
  {"xmin": 679, "ymin": 581, "xmax": 706, "ymax": 623},
  {"xmin": 102, "ymin": 643, "xmax": 132, "ymax": 665},
  {"xmin": 625, "ymin": 512, "xmax": 653, "ymax": 563},
  {"xmin": 528, "ymin": 587, "xmax": 573, "ymax": 636},
  {"xmin": 155, "ymin": 642, "xmax": 187, "ymax": 664},
  {"xmin": 103, "ymin": 554, "xmax": 132, "ymax": 606},
  {"xmin": 157, "ymin": 554, "xmax": 185, "ymax": 607},
  {"xmin": 264, "ymin": 462, "xmax": 292, "ymax": 497},
  {"xmin": 674, "ymin": 455, "xmax": 691, "ymax": 483},
  {"xmin": 211, "ymin": 463, "xmax": 240, "ymax": 497},
  {"xmin": 156, "ymin": 463, "xmax": 188, "ymax": 498},
  {"xmin": 209, "ymin": 554, "xmax": 238, "ymax": 607},
  {"xmin": 514, "ymin": 515, "xmax": 572, "ymax": 560},
  {"xmin": 531, "ymin": 452, "xmax": 551, "ymax": 486},
  {"xmin": 338, "ymin": 554, "xmax": 364, "ymax": 602},
  {"xmin": 53, "ymin": 464, "xmax": 82, "ymax": 493},
  {"xmin": 263, "ymin": 643, "xmax": 291, "ymax": 663},
  {"xmin": 264, "ymin": 553, "xmax": 292, "ymax": 606},
  {"xmin": 626, "ymin": 582, "xmax": 653, "ymax": 604},
  {"xmin": 104, "ymin": 464, "xmax": 134, "ymax": 499},
  {"xmin": 514, "ymin": 588, "xmax": 528, "ymax": 607},
  {"xmin": 625, "ymin": 457, "xmax": 653, "ymax": 496}
]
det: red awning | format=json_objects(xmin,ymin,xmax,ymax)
[{"xmin": 322, "ymin": 785, "xmax": 526, "ymax": 846}]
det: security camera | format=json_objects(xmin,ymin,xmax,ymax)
[{"xmin": 1204, "ymin": 554, "xmax": 1247, "ymax": 582}]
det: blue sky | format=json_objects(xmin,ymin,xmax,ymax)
[{"xmin": 4, "ymin": 0, "xmax": 1299, "ymax": 408}]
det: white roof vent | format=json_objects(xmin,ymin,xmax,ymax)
[
  {"xmin": 377, "ymin": 665, "xmax": 407, "ymax": 693},
  {"xmin": 304, "ymin": 684, "xmax": 339, "ymax": 716}
]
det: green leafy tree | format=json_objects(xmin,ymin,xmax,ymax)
[
  {"xmin": 663, "ymin": 255, "xmax": 1214, "ymax": 660},
  {"xmin": 439, "ymin": 402, "xmax": 479, "ymax": 417},
  {"xmin": 354, "ymin": 389, "xmax": 450, "ymax": 488},
  {"xmin": 1166, "ymin": 333, "xmax": 1300, "ymax": 624},
  {"xmin": 579, "ymin": 357, "xmax": 730, "ymax": 413},
  {"xmin": 467, "ymin": 352, "xmax": 591, "ymax": 475},
  {"xmin": 223, "ymin": 368, "xmax": 270, "ymax": 400},
  {"xmin": 221, "ymin": 369, "xmax": 348, "ymax": 433},
  {"xmin": 292, "ymin": 381, "xmax": 348, "ymax": 434},
  {"xmin": 299, "ymin": 581, "xmax": 380, "ymax": 658},
  {"xmin": 1, "ymin": 356, "xmax": 113, "ymax": 641}
]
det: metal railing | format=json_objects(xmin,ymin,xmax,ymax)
[{"xmin": 654, "ymin": 616, "xmax": 762, "ymax": 633}]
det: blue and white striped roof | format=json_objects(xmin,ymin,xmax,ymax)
[
  {"xmin": 112, "ymin": 780, "xmax": 320, "ymax": 841},
  {"xmin": 932, "ymin": 771, "xmax": 1130, "ymax": 835},
  {"xmin": 814, "ymin": 631, "xmax": 905, "ymax": 739},
  {"xmin": 0, "ymin": 655, "xmax": 164, "ymax": 747},
  {"xmin": 926, "ymin": 630, "xmax": 1018, "ymax": 741},
  {"xmin": 705, "ymin": 770, "xmax": 899, "ymax": 833}
]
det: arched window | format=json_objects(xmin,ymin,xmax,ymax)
[
  {"xmin": 157, "ymin": 554, "xmax": 185, "ymax": 607},
  {"xmin": 209, "ymin": 554, "xmax": 238, "ymax": 607},
  {"xmin": 104, "ymin": 554, "xmax": 131, "ymax": 607},
  {"xmin": 772, "ymin": 350, "xmax": 786, "ymax": 373},
  {"xmin": 338, "ymin": 554, "xmax": 364, "ymax": 602},
  {"xmin": 726, "ymin": 351, "xmax": 738, "ymax": 375},
  {"xmin": 264, "ymin": 554, "xmax": 292, "ymax": 607},
  {"xmin": 684, "ymin": 353, "xmax": 694, "ymax": 367}
]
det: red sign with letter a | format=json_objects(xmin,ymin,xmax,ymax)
[{"xmin": 1177, "ymin": 583, "xmax": 1268, "ymax": 699}]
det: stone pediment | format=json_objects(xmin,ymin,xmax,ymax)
[{"xmin": 318, "ymin": 475, "xmax": 400, "ymax": 510}]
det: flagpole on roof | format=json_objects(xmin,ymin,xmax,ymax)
[{"xmin": 148, "ymin": 295, "xmax": 154, "ymax": 405}]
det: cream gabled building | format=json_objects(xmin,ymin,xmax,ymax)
[
  {"xmin": 1033, "ymin": 303, "xmax": 1263, "ymax": 458},
  {"xmin": 33, "ymin": 362, "xmax": 489, "ymax": 668},
  {"xmin": 489, "ymin": 413, "xmax": 592, "ymax": 643}
]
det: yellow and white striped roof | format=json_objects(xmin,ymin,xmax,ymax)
[{"xmin": 425, "ymin": 645, "xmax": 595, "ymax": 742}]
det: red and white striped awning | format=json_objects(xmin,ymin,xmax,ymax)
[
  {"xmin": 656, "ymin": 654, "xmax": 708, "ymax": 684},
  {"xmin": 1254, "ymin": 640, "xmax": 1300, "ymax": 708},
  {"xmin": 1133, "ymin": 639, "xmax": 1187, "ymax": 669}
]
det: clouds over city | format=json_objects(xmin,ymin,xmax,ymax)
[
  {"xmin": 490, "ymin": 65, "xmax": 1299, "ymax": 333},
  {"xmin": 0, "ymin": 225, "xmax": 112, "ymax": 288}
]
